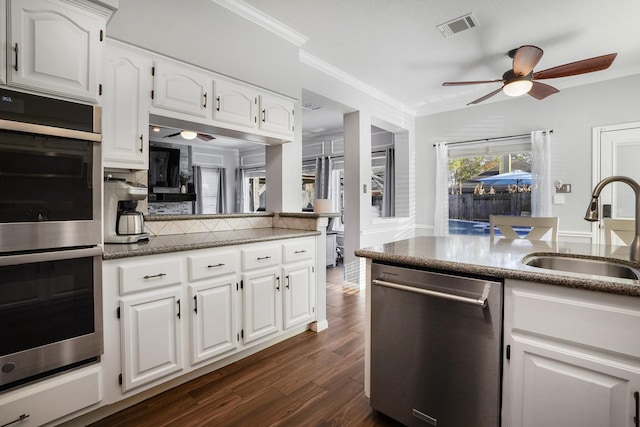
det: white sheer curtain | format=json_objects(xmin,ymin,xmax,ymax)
[
  {"xmin": 531, "ymin": 130, "xmax": 552, "ymax": 216},
  {"xmin": 434, "ymin": 142, "xmax": 449, "ymax": 236}
]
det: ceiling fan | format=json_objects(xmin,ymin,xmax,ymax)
[
  {"xmin": 164, "ymin": 129, "xmax": 215, "ymax": 141},
  {"xmin": 443, "ymin": 45, "xmax": 617, "ymax": 105}
]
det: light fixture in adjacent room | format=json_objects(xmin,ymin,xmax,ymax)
[
  {"xmin": 180, "ymin": 130, "xmax": 197, "ymax": 140},
  {"xmin": 502, "ymin": 70, "xmax": 533, "ymax": 97}
]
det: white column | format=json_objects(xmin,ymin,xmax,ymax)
[{"xmin": 311, "ymin": 216, "xmax": 329, "ymax": 332}]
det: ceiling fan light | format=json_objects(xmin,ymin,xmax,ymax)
[
  {"xmin": 503, "ymin": 80, "xmax": 533, "ymax": 97},
  {"xmin": 180, "ymin": 130, "xmax": 197, "ymax": 140}
]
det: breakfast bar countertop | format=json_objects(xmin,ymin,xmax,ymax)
[{"xmin": 354, "ymin": 235, "xmax": 640, "ymax": 297}]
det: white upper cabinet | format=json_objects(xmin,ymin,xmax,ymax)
[
  {"xmin": 8, "ymin": 0, "xmax": 110, "ymax": 103},
  {"xmin": 258, "ymin": 93, "xmax": 294, "ymax": 137},
  {"xmin": 102, "ymin": 42, "xmax": 151, "ymax": 170},
  {"xmin": 213, "ymin": 79, "xmax": 258, "ymax": 129},
  {"xmin": 151, "ymin": 61, "xmax": 211, "ymax": 118}
]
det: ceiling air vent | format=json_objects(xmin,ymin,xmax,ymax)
[
  {"xmin": 302, "ymin": 103, "xmax": 322, "ymax": 111},
  {"xmin": 437, "ymin": 13, "xmax": 479, "ymax": 38}
]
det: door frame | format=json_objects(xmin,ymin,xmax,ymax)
[{"xmin": 591, "ymin": 120, "xmax": 640, "ymax": 245}]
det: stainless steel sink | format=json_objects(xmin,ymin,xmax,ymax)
[{"xmin": 522, "ymin": 254, "xmax": 640, "ymax": 280}]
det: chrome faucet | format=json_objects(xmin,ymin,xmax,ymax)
[{"xmin": 584, "ymin": 175, "xmax": 640, "ymax": 262}]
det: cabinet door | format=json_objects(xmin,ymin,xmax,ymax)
[
  {"xmin": 258, "ymin": 93, "xmax": 294, "ymax": 137},
  {"xmin": 189, "ymin": 278, "xmax": 238, "ymax": 365},
  {"xmin": 120, "ymin": 288, "xmax": 183, "ymax": 392},
  {"xmin": 213, "ymin": 79, "xmax": 258, "ymax": 128},
  {"xmin": 102, "ymin": 44, "xmax": 150, "ymax": 170},
  {"xmin": 8, "ymin": 0, "xmax": 106, "ymax": 102},
  {"xmin": 507, "ymin": 338, "xmax": 640, "ymax": 427},
  {"xmin": 242, "ymin": 267, "xmax": 281, "ymax": 344},
  {"xmin": 152, "ymin": 61, "xmax": 210, "ymax": 118},
  {"xmin": 283, "ymin": 265, "xmax": 314, "ymax": 329}
]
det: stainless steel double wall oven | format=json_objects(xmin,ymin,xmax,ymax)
[{"xmin": 0, "ymin": 89, "xmax": 103, "ymax": 390}]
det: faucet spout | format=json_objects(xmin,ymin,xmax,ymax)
[{"xmin": 585, "ymin": 176, "xmax": 640, "ymax": 262}]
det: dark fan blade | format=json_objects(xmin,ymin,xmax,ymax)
[
  {"xmin": 533, "ymin": 53, "xmax": 617, "ymax": 80},
  {"xmin": 197, "ymin": 133, "xmax": 215, "ymax": 141},
  {"xmin": 528, "ymin": 81, "xmax": 559, "ymax": 100},
  {"xmin": 513, "ymin": 45, "xmax": 543, "ymax": 76},
  {"xmin": 164, "ymin": 132, "xmax": 181, "ymax": 138},
  {"xmin": 443, "ymin": 79, "xmax": 503, "ymax": 86},
  {"xmin": 467, "ymin": 87, "xmax": 503, "ymax": 105}
]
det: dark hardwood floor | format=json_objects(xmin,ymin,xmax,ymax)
[{"xmin": 90, "ymin": 265, "xmax": 403, "ymax": 427}]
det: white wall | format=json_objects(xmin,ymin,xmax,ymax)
[{"xmin": 415, "ymin": 74, "xmax": 640, "ymax": 242}]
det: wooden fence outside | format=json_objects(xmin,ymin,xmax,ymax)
[{"xmin": 449, "ymin": 193, "xmax": 531, "ymax": 221}]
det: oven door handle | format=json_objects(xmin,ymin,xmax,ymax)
[
  {"xmin": 0, "ymin": 118, "xmax": 101, "ymax": 142},
  {"xmin": 372, "ymin": 279, "xmax": 489, "ymax": 308},
  {"xmin": 0, "ymin": 246, "xmax": 103, "ymax": 266}
]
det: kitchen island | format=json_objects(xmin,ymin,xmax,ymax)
[{"xmin": 356, "ymin": 235, "xmax": 640, "ymax": 427}]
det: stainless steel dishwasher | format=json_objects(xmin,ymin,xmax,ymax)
[{"xmin": 370, "ymin": 262, "xmax": 503, "ymax": 427}]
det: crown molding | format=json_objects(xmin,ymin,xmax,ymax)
[
  {"xmin": 300, "ymin": 50, "xmax": 416, "ymax": 117},
  {"xmin": 211, "ymin": 0, "xmax": 308, "ymax": 47}
]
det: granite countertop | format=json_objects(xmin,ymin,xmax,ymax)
[
  {"xmin": 103, "ymin": 228, "xmax": 320, "ymax": 260},
  {"xmin": 355, "ymin": 235, "xmax": 640, "ymax": 297}
]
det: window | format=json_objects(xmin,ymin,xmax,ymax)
[{"xmin": 447, "ymin": 140, "xmax": 533, "ymax": 236}]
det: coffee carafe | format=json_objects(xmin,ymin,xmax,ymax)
[{"xmin": 104, "ymin": 177, "xmax": 150, "ymax": 244}]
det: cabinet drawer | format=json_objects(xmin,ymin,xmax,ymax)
[
  {"xmin": 242, "ymin": 245, "xmax": 281, "ymax": 270},
  {"xmin": 119, "ymin": 259, "xmax": 181, "ymax": 295},
  {"xmin": 508, "ymin": 281, "xmax": 640, "ymax": 358},
  {"xmin": 0, "ymin": 365, "xmax": 101, "ymax": 427},
  {"xmin": 188, "ymin": 251, "xmax": 238, "ymax": 281},
  {"xmin": 283, "ymin": 238, "xmax": 314, "ymax": 264}
]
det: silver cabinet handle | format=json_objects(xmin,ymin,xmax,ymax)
[
  {"xmin": 143, "ymin": 273, "xmax": 167, "ymax": 279},
  {"xmin": 286, "ymin": 275, "xmax": 290, "ymax": 289},
  {"xmin": 207, "ymin": 263, "xmax": 225, "ymax": 268},
  {"xmin": 139, "ymin": 134, "xmax": 143, "ymax": 153},
  {"xmin": 276, "ymin": 276, "xmax": 280, "ymax": 291},
  {"xmin": 262, "ymin": 109, "xmax": 266, "ymax": 122},
  {"xmin": 203, "ymin": 92, "xmax": 207, "ymax": 108},
  {"xmin": 216, "ymin": 96, "xmax": 221, "ymax": 111},
  {"xmin": 372, "ymin": 279, "xmax": 489, "ymax": 308}
]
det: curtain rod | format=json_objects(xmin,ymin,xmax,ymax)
[{"xmin": 432, "ymin": 129, "xmax": 553, "ymax": 147}]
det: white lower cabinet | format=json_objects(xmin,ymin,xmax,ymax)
[
  {"xmin": 189, "ymin": 277, "xmax": 238, "ymax": 365},
  {"xmin": 283, "ymin": 265, "xmax": 314, "ymax": 330},
  {"xmin": 0, "ymin": 365, "xmax": 101, "ymax": 427},
  {"xmin": 242, "ymin": 266, "xmax": 282, "ymax": 344},
  {"xmin": 503, "ymin": 279, "xmax": 640, "ymax": 427},
  {"xmin": 120, "ymin": 287, "xmax": 184, "ymax": 392},
  {"xmin": 103, "ymin": 236, "xmax": 317, "ymax": 403}
]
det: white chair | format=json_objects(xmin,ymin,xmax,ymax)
[
  {"xmin": 603, "ymin": 218, "xmax": 635, "ymax": 246},
  {"xmin": 489, "ymin": 215, "xmax": 559, "ymax": 241}
]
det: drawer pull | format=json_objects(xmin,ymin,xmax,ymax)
[
  {"xmin": 143, "ymin": 273, "xmax": 167, "ymax": 279},
  {"xmin": 257, "ymin": 256, "xmax": 271, "ymax": 261},
  {"xmin": 1, "ymin": 414, "xmax": 30, "ymax": 427},
  {"xmin": 294, "ymin": 250, "xmax": 307, "ymax": 254},
  {"xmin": 207, "ymin": 263, "xmax": 225, "ymax": 268}
]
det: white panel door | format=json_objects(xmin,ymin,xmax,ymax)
[
  {"xmin": 102, "ymin": 45, "xmax": 150, "ymax": 169},
  {"xmin": 189, "ymin": 278, "xmax": 238, "ymax": 365},
  {"xmin": 283, "ymin": 265, "xmax": 314, "ymax": 329},
  {"xmin": 213, "ymin": 79, "xmax": 258, "ymax": 128},
  {"xmin": 9, "ymin": 0, "xmax": 104, "ymax": 102},
  {"xmin": 120, "ymin": 289, "xmax": 183, "ymax": 392},
  {"xmin": 508, "ymin": 339, "xmax": 640, "ymax": 427},
  {"xmin": 152, "ymin": 61, "xmax": 210, "ymax": 117},
  {"xmin": 242, "ymin": 268, "xmax": 281, "ymax": 344},
  {"xmin": 596, "ymin": 123, "xmax": 640, "ymax": 243}
]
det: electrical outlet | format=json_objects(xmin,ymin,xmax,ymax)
[{"xmin": 556, "ymin": 183, "xmax": 571, "ymax": 193}]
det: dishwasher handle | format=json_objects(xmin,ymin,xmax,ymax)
[{"xmin": 372, "ymin": 279, "xmax": 489, "ymax": 308}]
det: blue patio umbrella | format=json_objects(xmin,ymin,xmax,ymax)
[{"xmin": 478, "ymin": 170, "xmax": 532, "ymax": 186}]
